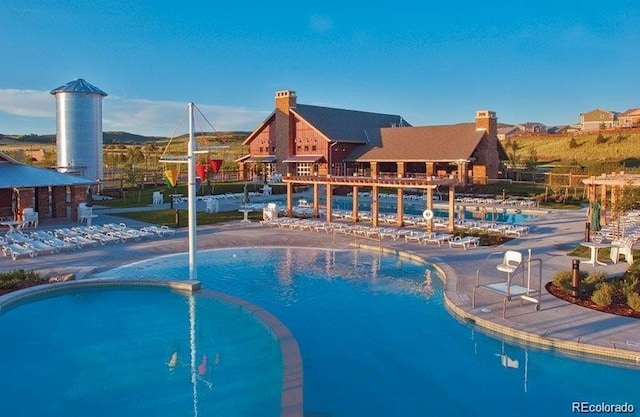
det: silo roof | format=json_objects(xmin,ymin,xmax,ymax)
[{"xmin": 50, "ymin": 78, "xmax": 107, "ymax": 96}]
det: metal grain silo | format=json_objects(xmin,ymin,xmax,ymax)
[{"xmin": 50, "ymin": 78, "xmax": 107, "ymax": 181}]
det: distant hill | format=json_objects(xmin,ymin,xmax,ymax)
[{"xmin": 0, "ymin": 131, "xmax": 250, "ymax": 145}]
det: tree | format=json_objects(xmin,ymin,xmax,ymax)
[
  {"xmin": 524, "ymin": 147, "xmax": 539, "ymax": 171},
  {"xmin": 568, "ymin": 137, "xmax": 578, "ymax": 149},
  {"xmin": 506, "ymin": 140, "xmax": 521, "ymax": 169}
]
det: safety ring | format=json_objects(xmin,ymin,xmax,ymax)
[{"xmin": 422, "ymin": 209, "xmax": 434, "ymax": 221}]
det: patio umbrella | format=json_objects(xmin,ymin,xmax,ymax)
[{"xmin": 590, "ymin": 201, "xmax": 601, "ymax": 232}]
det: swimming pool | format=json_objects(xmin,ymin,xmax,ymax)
[
  {"xmin": 329, "ymin": 196, "xmax": 535, "ymax": 223},
  {"xmin": 0, "ymin": 285, "xmax": 284, "ymax": 417},
  {"xmin": 101, "ymin": 248, "xmax": 639, "ymax": 417}
]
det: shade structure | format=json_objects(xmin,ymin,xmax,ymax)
[
  {"xmin": 195, "ymin": 163, "xmax": 207, "ymax": 180},
  {"xmin": 164, "ymin": 168, "xmax": 180, "ymax": 188},
  {"xmin": 209, "ymin": 159, "xmax": 223, "ymax": 174}
]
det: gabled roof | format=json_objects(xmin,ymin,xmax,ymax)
[
  {"xmin": 50, "ymin": 78, "xmax": 108, "ymax": 96},
  {"xmin": 580, "ymin": 108, "xmax": 618, "ymax": 116},
  {"xmin": 243, "ymin": 111, "xmax": 275, "ymax": 145},
  {"xmin": 347, "ymin": 123, "xmax": 488, "ymax": 162},
  {"xmin": 0, "ymin": 153, "xmax": 95, "ymax": 188},
  {"xmin": 292, "ymin": 104, "xmax": 409, "ymax": 144},
  {"xmin": 620, "ymin": 108, "xmax": 640, "ymax": 117}
]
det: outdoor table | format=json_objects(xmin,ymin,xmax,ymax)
[
  {"xmin": 238, "ymin": 207, "xmax": 253, "ymax": 223},
  {"xmin": 580, "ymin": 242, "xmax": 610, "ymax": 266},
  {"xmin": 1, "ymin": 220, "xmax": 25, "ymax": 234}
]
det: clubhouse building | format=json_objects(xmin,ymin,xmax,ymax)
[{"xmin": 238, "ymin": 91, "xmax": 507, "ymax": 185}]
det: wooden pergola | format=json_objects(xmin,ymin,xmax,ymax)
[
  {"xmin": 282, "ymin": 174, "xmax": 459, "ymax": 232},
  {"xmin": 582, "ymin": 171, "xmax": 640, "ymax": 224}
]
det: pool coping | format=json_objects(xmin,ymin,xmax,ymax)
[
  {"xmin": 352, "ymin": 242, "xmax": 640, "ymax": 366},
  {"xmin": 0, "ymin": 278, "xmax": 303, "ymax": 417}
]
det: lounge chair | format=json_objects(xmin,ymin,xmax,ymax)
[
  {"xmin": 503, "ymin": 225, "xmax": 529, "ymax": 237},
  {"xmin": 448, "ymin": 236, "xmax": 480, "ymax": 250},
  {"xmin": 2, "ymin": 243, "xmax": 36, "ymax": 260},
  {"xmin": 421, "ymin": 233, "xmax": 454, "ymax": 246},
  {"xmin": 141, "ymin": 225, "xmax": 176, "ymax": 237},
  {"xmin": 405, "ymin": 231, "xmax": 429, "ymax": 243},
  {"xmin": 28, "ymin": 240, "xmax": 60, "ymax": 255}
]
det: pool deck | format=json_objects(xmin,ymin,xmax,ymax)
[{"xmin": 2, "ymin": 204, "xmax": 640, "ymax": 366}]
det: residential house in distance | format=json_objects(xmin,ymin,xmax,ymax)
[
  {"xmin": 619, "ymin": 108, "xmax": 640, "ymax": 128},
  {"xmin": 547, "ymin": 125, "xmax": 571, "ymax": 135},
  {"xmin": 239, "ymin": 91, "xmax": 507, "ymax": 185},
  {"xmin": 580, "ymin": 109, "xmax": 619, "ymax": 131},
  {"xmin": 497, "ymin": 125, "xmax": 518, "ymax": 141},
  {"xmin": 515, "ymin": 122, "xmax": 547, "ymax": 134}
]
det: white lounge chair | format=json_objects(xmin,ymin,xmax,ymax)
[
  {"xmin": 2, "ymin": 243, "xmax": 36, "ymax": 260},
  {"xmin": 449, "ymin": 236, "xmax": 480, "ymax": 250},
  {"xmin": 141, "ymin": 225, "xmax": 175, "ymax": 237},
  {"xmin": 421, "ymin": 233, "xmax": 454, "ymax": 246},
  {"xmin": 28, "ymin": 240, "xmax": 60, "ymax": 255}
]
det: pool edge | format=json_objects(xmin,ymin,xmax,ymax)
[{"xmin": 0, "ymin": 278, "xmax": 304, "ymax": 417}]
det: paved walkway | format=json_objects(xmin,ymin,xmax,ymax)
[{"xmin": 2, "ymin": 203, "xmax": 639, "ymax": 364}]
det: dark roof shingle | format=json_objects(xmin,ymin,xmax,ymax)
[
  {"xmin": 347, "ymin": 123, "xmax": 487, "ymax": 161},
  {"xmin": 292, "ymin": 104, "xmax": 409, "ymax": 144}
]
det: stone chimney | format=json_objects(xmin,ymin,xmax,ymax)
[
  {"xmin": 274, "ymin": 90, "xmax": 297, "ymax": 174},
  {"xmin": 475, "ymin": 110, "xmax": 497, "ymax": 137}
]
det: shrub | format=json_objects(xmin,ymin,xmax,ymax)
[
  {"xmin": 552, "ymin": 270, "xmax": 572, "ymax": 292},
  {"xmin": 568, "ymin": 137, "xmax": 578, "ymax": 149},
  {"xmin": 582, "ymin": 271, "xmax": 606, "ymax": 295},
  {"xmin": 596, "ymin": 133, "xmax": 608, "ymax": 144},
  {"xmin": 627, "ymin": 292, "xmax": 640, "ymax": 312},
  {"xmin": 591, "ymin": 282, "xmax": 614, "ymax": 307},
  {"xmin": 0, "ymin": 270, "xmax": 42, "ymax": 291},
  {"xmin": 619, "ymin": 276, "xmax": 640, "ymax": 297}
]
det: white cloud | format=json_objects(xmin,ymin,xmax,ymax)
[
  {"xmin": 0, "ymin": 89, "xmax": 269, "ymax": 136},
  {"xmin": 0, "ymin": 89, "xmax": 54, "ymax": 118}
]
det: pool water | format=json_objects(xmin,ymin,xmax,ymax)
[
  {"xmin": 0, "ymin": 287, "xmax": 283, "ymax": 417},
  {"xmin": 102, "ymin": 248, "xmax": 639, "ymax": 417},
  {"xmin": 329, "ymin": 196, "xmax": 534, "ymax": 223}
]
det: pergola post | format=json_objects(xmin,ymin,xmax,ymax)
[
  {"xmin": 426, "ymin": 187, "xmax": 434, "ymax": 232},
  {"xmin": 448, "ymin": 184, "xmax": 456, "ymax": 232},
  {"xmin": 372, "ymin": 186, "xmax": 379, "ymax": 228},
  {"xmin": 325, "ymin": 182, "xmax": 333, "ymax": 222},
  {"xmin": 352, "ymin": 186, "xmax": 359, "ymax": 223},
  {"xmin": 286, "ymin": 178, "xmax": 293, "ymax": 217},
  {"xmin": 396, "ymin": 188, "xmax": 404, "ymax": 227},
  {"xmin": 313, "ymin": 183, "xmax": 319, "ymax": 218}
]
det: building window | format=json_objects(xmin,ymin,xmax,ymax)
[
  {"xmin": 304, "ymin": 145, "xmax": 309, "ymax": 151},
  {"xmin": 297, "ymin": 163, "xmax": 311, "ymax": 176},
  {"xmin": 311, "ymin": 145, "xmax": 317, "ymax": 151}
]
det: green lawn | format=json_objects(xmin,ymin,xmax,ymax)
[{"xmin": 115, "ymin": 208, "xmax": 263, "ymax": 227}]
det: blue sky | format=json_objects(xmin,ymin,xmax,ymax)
[{"xmin": 1, "ymin": 0, "xmax": 639, "ymax": 136}]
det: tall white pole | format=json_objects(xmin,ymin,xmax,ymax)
[{"xmin": 188, "ymin": 103, "xmax": 197, "ymax": 281}]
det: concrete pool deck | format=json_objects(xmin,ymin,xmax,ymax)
[{"xmin": 1, "ymin": 205, "xmax": 640, "ymax": 366}]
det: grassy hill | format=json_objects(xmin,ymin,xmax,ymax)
[{"xmin": 503, "ymin": 129, "xmax": 640, "ymax": 168}]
